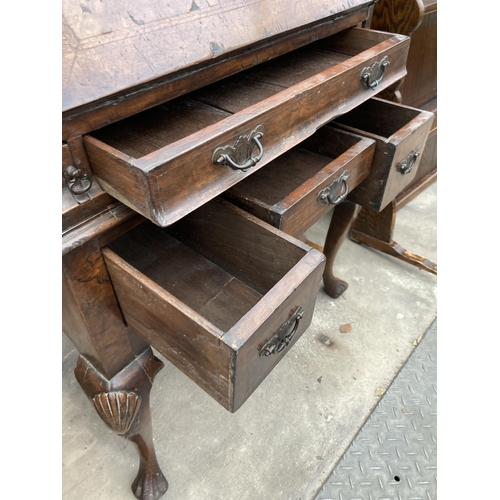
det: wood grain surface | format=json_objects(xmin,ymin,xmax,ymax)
[{"xmin": 63, "ymin": 0, "xmax": 372, "ymax": 115}]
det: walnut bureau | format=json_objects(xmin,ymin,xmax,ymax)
[{"xmin": 62, "ymin": 1, "xmax": 431, "ymax": 498}]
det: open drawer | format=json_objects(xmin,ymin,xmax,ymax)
[
  {"xmin": 224, "ymin": 127, "xmax": 375, "ymax": 238},
  {"xmin": 102, "ymin": 198, "xmax": 325, "ymax": 412},
  {"xmin": 84, "ymin": 28, "xmax": 410, "ymax": 227},
  {"xmin": 330, "ymin": 97, "xmax": 435, "ymax": 212}
]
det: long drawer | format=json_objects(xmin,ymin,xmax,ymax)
[
  {"xmin": 224, "ymin": 127, "xmax": 375, "ymax": 238},
  {"xmin": 102, "ymin": 198, "xmax": 325, "ymax": 412},
  {"xmin": 84, "ymin": 28, "xmax": 410, "ymax": 227},
  {"xmin": 331, "ymin": 97, "xmax": 435, "ymax": 212}
]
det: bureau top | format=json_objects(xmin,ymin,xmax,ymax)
[{"xmin": 62, "ymin": 0, "xmax": 373, "ymax": 116}]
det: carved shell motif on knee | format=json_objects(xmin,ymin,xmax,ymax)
[{"xmin": 92, "ymin": 391, "xmax": 142, "ymax": 435}]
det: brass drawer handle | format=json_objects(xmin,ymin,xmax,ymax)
[
  {"xmin": 212, "ymin": 125, "xmax": 265, "ymax": 171},
  {"xmin": 397, "ymin": 148, "xmax": 420, "ymax": 175},
  {"xmin": 260, "ymin": 306, "xmax": 304, "ymax": 357},
  {"xmin": 317, "ymin": 171, "xmax": 350, "ymax": 206},
  {"xmin": 360, "ymin": 56, "xmax": 390, "ymax": 89}
]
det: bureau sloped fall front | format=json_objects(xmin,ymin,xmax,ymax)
[{"xmin": 61, "ymin": 1, "xmax": 423, "ymax": 499}]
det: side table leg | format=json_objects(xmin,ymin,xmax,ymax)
[
  {"xmin": 322, "ymin": 201, "xmax": 361, "ymax": 299},
  {"xmin": 74, "ymin": 347, "xmax": 169, "ymax": 500},
  {"xmin": 350, "ymin": 201, "xmax": 437, "ymax": 275}
]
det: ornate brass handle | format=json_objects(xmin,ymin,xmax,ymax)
[
  {"xmin": 397, "ymin": 148, "xmax": 420, "ymax": 175},
  {"xmin": 360, "ymin": 56, "xmax": 390, "ymax": 89},
  {"xmin": 259, "ymin": 306, "xmax": 304, "ymax": 357},
  {"xmin": 212, "ymin": 125, "xmax": 265, "ymax": 171},
  {"xmin": 317, "ymin": 171, "xmax": 350, "ymax": 206}
]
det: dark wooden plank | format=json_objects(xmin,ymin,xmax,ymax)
[
  {"xmin": 238, "ymin": 47, "xmax": 348, "ymax": 88},
  {"xmin": 167, "ymin": 199, "xmax": 309, "ymax": 295},
  {"xmin": 315, "ymin": 26, "xmax": 400, "ymax": 55},
  {"xmin": 62, "ymin": 0, "xmax": 372, "ymax": 115},
  {"xmin": 106, "ymin": 221, "xmax": 263, "ymax": 332},
  {"xmin": 92, "ymin": 98, "xmax": 230, "ymax": 158},
  {"xmin": 62, "ymin": 241, "xmax": 148, "ymax": 379},
  {"xmin": 334, "ymin": 97, "xmax": 420, "ymax": 137},
  {"xmin": 191, "ymin": 75, "xmax": 284, "ymax": 114},
  {"xmin": 351, "ymin": 227, "xmax": 437, "ymax": 274},
  {"xmin": 399, "ymin": 9, "xmax": 437, "ymax": 109},
  {"xmin": 62, "ymin": 202, "xmax": 143, "ymax": 256}
]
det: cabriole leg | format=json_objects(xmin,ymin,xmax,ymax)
[
  {"xmin": 322, "ymin": 201, "xmax": 361, "ymax": 299},
  {"xmin": 74, "ymin": 348, "xmax": 169, "ymax": 500}
]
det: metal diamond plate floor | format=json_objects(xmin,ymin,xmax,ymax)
[{"xmin": 314, "ymin": 318, "xmax": 437, "ymax": 500}]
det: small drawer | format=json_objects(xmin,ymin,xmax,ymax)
[
  {"xmin": 331, "ymin": 97, "xmax": 434, "ymax": 212},
  {"xmin": 102, "ymin": 198, "xmax": 325, "ymax": 412},
  {"xmin": 84, "ymin": 28, "xmax": 410, "ymax": 227},
  {"xmin": 224, "ymin": 127, "xmax": 375, "ymax": 238}
]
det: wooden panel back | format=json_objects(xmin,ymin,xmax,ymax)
[
  {"xmin": 167, "ymin": 199, "xmax": 308, "ymax": 295},
  {"xmin": 92, "ymin": 98, "xmax": 231, "ymax": 159},
  {"xmin": 399, "ymin": 9, "xmax": 437, "ymax": 108},
  {"xmin": 334, "ymin": 97, "xmax": 420, "ymax": 137},
  {"xmin": 106, "ymin": 221, "xmax": 263, "ymax": 332}
]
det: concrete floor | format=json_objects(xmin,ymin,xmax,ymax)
[{"xmin": 62, "ymin": 182, "xmax": 437, "ymax": 500}]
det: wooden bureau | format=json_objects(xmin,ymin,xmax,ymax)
[{"xmin": 62, "ymin": 1, "xmax": 433, "ymax": 498}]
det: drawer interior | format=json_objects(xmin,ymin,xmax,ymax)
[
  {"xmin": 90, "ymin": 29, "xmax": 388, "ymax": 158},
  {"xmin": 85, "ymin": 27, "xmax": 409, "ymax": 228},
  {"xmin": 106, "ymin": 199, "xmax": 308, "ymax": 334},
  {"xmin": 334, "ymin": 97, "xmax": 422, "ymax": 139},
  {"xmin": 227, "ymin": 128, "xmax": 363, "ymax": 207}
]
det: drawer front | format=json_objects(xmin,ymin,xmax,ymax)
[
  {"xmin": 225, "ymin": 127, "xmax": 375, "ymax": 238},
  {"xmin": 102, "ymin": 199, "xmax": 325, "ymax": 412},
  {"xmin": 228, "ymin": 258, "xmax": 323, "ymax": 411},
  {"xmin": 332, "ymin": 98, "xmax": 434, "ymax": 212},
  {"xmin": 84, "ymin": 28, "xmax": 410, "ymax": 227}
]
